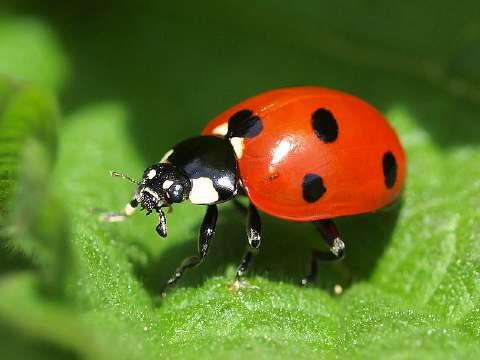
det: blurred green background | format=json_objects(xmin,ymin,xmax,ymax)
[{"xmin": 0, "ymin": 1, "xmax": 479, "ymax": 359}]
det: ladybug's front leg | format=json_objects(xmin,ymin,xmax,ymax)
[
  {"xmin": 162, "ymin": 204, "xmax": 218, "ymax": 293},
  {"xmin": 99, "ymin": 199, "xmax": 138, "ymax": 222},
  {"xmin": 235, "ymin": 202, "xmax": 261, "ymax": 279},
  {"xmin": 301, "ymin": 219, "xmax": 345, "ymax": 286},
  {"xmin": 155, "ymin": 208, "xmax": 168, "ymax": 237}
]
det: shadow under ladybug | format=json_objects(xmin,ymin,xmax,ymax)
[{"xmin": 132, "ymin": 200, "xmax": 401, "ymax": 296}]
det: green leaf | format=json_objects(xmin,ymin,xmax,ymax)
[
  {"xmin": 0, "ymin": 16, "xmax": 68, "ymax": 90},
  {"xmin": 2, "ymin": 3, "xmax": 480, "ymax": 359},
  {"xmin": 46, "ymin": 100, "xmax": 479, "ymax": 359},
  {"xmin": 0, "ymin": 273, "xmax": 120, "ymax": 360},
  {"xmin": 0, "ymin": 78, "xmax": 119, "ymax": 360},
  {"xmin": 0, "ymin": 15, "xmax": 114, "ymax": 360}
]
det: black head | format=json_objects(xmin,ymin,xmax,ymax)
[{"xmin": 134, "ymin": 163, "xmax": 191, "ymax": 213}]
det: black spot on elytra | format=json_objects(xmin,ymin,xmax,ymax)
[
  {"xmin": 312, "ymin": 108, "xmax": 338, "ymax": 143},
  {"xmin": 382, "ymin": 151, "xmax": 397, "ymax": 189},
  {"xmin": 226, "ymin": 109, "xmax": 263, "ymax": 139},
  {"xmin": 302, "ymin": 173, "xmax": 326, "ymax": 203}
]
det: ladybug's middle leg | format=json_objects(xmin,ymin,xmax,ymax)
[
  {"xmin": 162, "ymin": 204, "xmax": 218, "ymax": 293},
  {"xmin": 232, "ymin": 198, "xmax": 248, "ymax": 216},
  {"xmin": 234, "ymin": 201, "xmax": 261, "ymax": 279},
  {"xmin": 301, "ymin": 219, "xmax": 345, "ymax": 286}
]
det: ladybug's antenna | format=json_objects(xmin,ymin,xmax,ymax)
[{"xmin": 110, "ymin": 171, "xmax": 139, "ymax": 185}]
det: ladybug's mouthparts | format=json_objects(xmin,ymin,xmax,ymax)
[{"xmin": 139, "ymin": 188, "xmax": 165, "ymax": 214}]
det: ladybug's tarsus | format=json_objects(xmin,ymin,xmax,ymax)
[
  {"xmin": 301, "ymin": 219, "xmax": 345, "ymax": 286},
  {"xmin": 235, "ymin": 250, "xmax": 255, "ymax": 279},
  {"xmin": 235, "ymin": 202, "xmax": 262, "ymax": 279},
  {"xmin": 99, "ymin": 199, "xmax": 138, "ymax": 223},
  {"xmin": 163, "ymin": 204, "xmax": 218, "ymax": 291}
]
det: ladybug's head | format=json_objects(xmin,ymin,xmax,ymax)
[{"xmin": 134, "ymin": 163, "xmax": 191, "ymax": 213}]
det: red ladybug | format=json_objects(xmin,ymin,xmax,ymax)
[{"xmin": 102, "ymin": 86, "xmax": 406, "ymax": 290}]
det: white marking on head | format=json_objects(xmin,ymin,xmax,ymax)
[
  {"xmin": 212, "ymin": 123, "xmax": 229, "ymax": 136},
  {"xmin": 189, "ymin": 177, "xmax": 219, "ymax": 204},
  {"xmin": 124, "ymin": 203, "xmax": 136, "ymax": 216},
  {"xmin": 147, "ymin": 169, "xmax": 156, "ymax": 179},
  {"xmin": 230, "ymin": 137, "xmax": 244, "ymax": 159},
  {"xmin": 143, "ymin": 187, "xmax": 160, "ymax": 200},
  {"xmin": 162, "ymin": 180, "xmax": 174, "ymax": 190},
  {"xmin": 160, "ymin": 149, "xmax": 174, "ymax": 163}
]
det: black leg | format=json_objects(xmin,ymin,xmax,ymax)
[
  {"xmin": 301, "ymin": 219, "xmax": 345, "ymax": 286},
  {"xmin": 235, "ymin": 202, "xmax": 261, "ymax": 279},
  {"xmin": 155, "ymin": 208, "xmax": 168, "ymax": 237},
  {"xmin": 247, "ymin": 202, "xmax": 261, "ymax": 248},
  {"xmin": 163, "ymin": 204, "xmax": 218, "ymax": 292}
]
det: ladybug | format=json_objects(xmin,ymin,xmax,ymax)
[{"xmin": 102, "ymin": 86, "xmax": 406, "ymax": 290}]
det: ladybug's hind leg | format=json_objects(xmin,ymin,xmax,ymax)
[
  {"xmin": 162, "ymin": 204, "xmax": 218, "ymax": 294},
  {"xmin": 301, "ymin": 219, "xmax": 345, "ymax": 286},
  {"xmin": 234, "ymin": 200, "xmax": 261, "ymax": 280}
]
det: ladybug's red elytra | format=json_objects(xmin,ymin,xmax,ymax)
[{"xmin": 102, "ymin": 86, "xmax": 406, "ymax": 291}]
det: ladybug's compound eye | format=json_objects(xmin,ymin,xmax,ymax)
[{"xmin": 162, "ymin": 180, "xmax": 185, "ymax": 203}]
